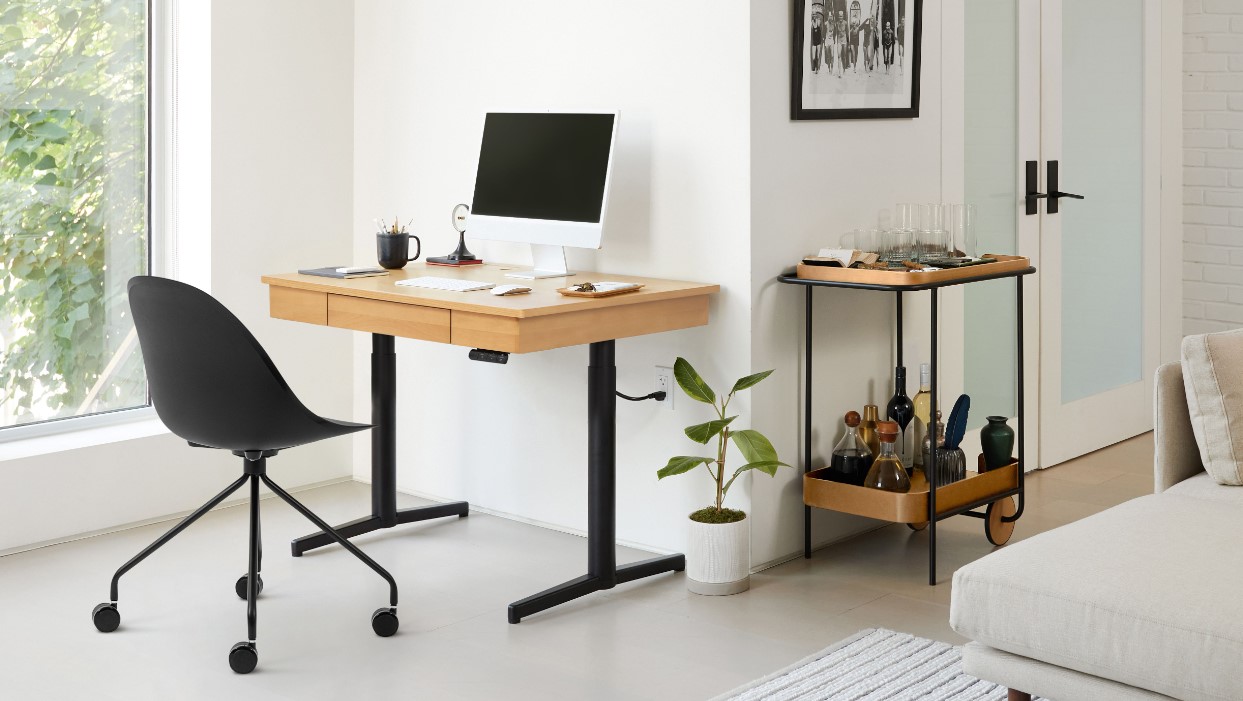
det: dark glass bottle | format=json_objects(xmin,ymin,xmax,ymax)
[
  {"xmin": 886, "ymin": 366, "xmax": 914, "ymax": 463},
  {"xmin": 828, "ymin": 411, "xmax": 872, "ymax": 486}
]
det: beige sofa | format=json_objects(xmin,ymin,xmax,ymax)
[{"xmin": 949, "ymin": 363, "xmax": 1243, "ymax": 701}]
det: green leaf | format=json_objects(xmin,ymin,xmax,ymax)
[
  {"xmin": 731, "ymin": 369, "xmax": 774, "ymax": 394},
  {"xmin": 673, "ymin": 357, "xmax": 715, "ymax": 404},
  {"xmin": 730, "ymin": 430, "xmax": 787, "ymax": 467},
  {"xmin": 683, "ymin": 416, "xmax": 736, "ymax": 444},
  {"xmin": 31, "ymin": 122, "xmax": 69, "ymax": 140},
  {"xmin": 68, "ymin": 303, "xmax": 90, "ymax": 322},
  {"xmin": 657, "ymin": 456, "xmax": 715, "ymax": 480},
  {"xmin": 33, "ymin": 154, "xmax": 56, "ymax": 170},
  {"xmin": 35, "ymin": 172, "xmax": 57, "ymax": 186},
  {"xmin": 731, "ymin": 461, "xmax": 785, "ymax": 478}
]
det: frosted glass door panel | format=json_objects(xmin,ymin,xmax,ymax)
[
  {"xmin": 1060, "ymin": 0, "xmax": 1143, "ymax": 403},
  {"xmin": 963, "ymin": 0, "xmax": 1018, "ymax": 429}
]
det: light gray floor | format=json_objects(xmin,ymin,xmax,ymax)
[{"xmin": 0, "ymin": 435, "xmax": 1154, "ymax": 700}]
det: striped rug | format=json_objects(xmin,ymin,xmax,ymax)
[{"xmin": 712, "ymin": 628, "xmax": 1034, "ymax": 701}]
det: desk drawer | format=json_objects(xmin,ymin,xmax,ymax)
[
  {"xmin": 270, "ymin": 287, "xmax": 327, "ymax": 325},
  {"xmin": 327, "ymin": 295, "xmax": 450, "ymax": 342}
]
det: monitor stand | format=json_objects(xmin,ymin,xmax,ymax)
[{"xmin": 505, "ymin": 244, "xmax": 577, "ymax": 279}]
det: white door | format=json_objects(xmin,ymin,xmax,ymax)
[
  {"xmin": 1037, "ymin": 0, "xmax": 1161, "ymax": 467},
  {"xmin": 950, "ymin": 0, "xmax": 1163, "ymax": 470}
]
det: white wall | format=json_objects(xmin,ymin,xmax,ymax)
[
  {"xmin": 0, "ymin": 0, "xmax": 357, "ymax": 553},
  {"xmin": 351, "ymin": 0, "xmax": 753, "ymax": 555},
  {"xmin": 1183, "ymin": 0, "xmax": 1243, "ymax": 335},
  {"xmin": 747, "ymin": 0, "xmax": 946, "ymax": 568}
]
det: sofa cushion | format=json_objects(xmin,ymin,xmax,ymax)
[
  {"xmin": 950, "ymin": 494, "xmax": 1243, "ymax": 701},
  {"xmin": 1182, "ymin": 330, "xmax": 1243, "ymax": 485},
  {"xmin": 1165, "ymin": 472, "xmax": 1243, "ymax": 506}
]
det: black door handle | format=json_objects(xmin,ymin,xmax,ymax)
[
  {"xmin": 1047, "ymin": 161, "xmax": 1084, "ymax": 213},
  {"xmin": 1024, "ymin": 161, "xmax": 1043, "ymax": 215}
]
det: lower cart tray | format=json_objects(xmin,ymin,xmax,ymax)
[{"xmin": 804, "ymin": 461, "xmax": 1019, "ymax": 523}]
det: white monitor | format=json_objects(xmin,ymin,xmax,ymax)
[{"xmin": 467, "ymin": 111, "xmax": 619, "ymax": 279}]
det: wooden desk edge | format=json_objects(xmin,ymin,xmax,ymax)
[{"xmin": 261, "ymin": 273, "xmax": 720, "ymax": 319}]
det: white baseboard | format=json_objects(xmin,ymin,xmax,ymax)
[{"xmin": 0, "ymin": 476, "xmax": 354, "ymax": 558}]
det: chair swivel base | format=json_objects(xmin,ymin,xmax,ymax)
[{"xmin": 289, "ymin": 501, "xmax": 469, "ymax": 557}]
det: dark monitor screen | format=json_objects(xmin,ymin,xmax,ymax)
[{"xmin": 470, "ymin": 112, "xmax": 615, "ymax": 224}]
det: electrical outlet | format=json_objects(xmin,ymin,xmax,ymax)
[{"xmin": 654, "ymin": 366, "xmax": 674, "ymax": 411}]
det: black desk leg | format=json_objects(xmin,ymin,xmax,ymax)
[
  {"xmin": 508, "ymin": 340, "xmax": 685, "ymax": 623},
  {"xmin": 291, "ymin": 334, "xmax": 470, "ymax": 557}
]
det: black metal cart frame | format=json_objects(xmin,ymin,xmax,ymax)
[{"xmin": 778, "ymin": 264, "xmax": 1036, "ymax": 585}]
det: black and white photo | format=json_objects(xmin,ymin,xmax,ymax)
[{"xmin": 792, "ymin": 0, "xmax": 922, "ymax": 119}]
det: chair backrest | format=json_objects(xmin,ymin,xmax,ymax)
[{"xmin": 127, "ymin": 276, "xmax": 321, "ymax": 451}]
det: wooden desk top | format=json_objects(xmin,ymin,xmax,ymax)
[
  {"xmin": 262, "ymin": 263, "xmax": 719, "ymax": 354},
  {"xmin": 262, "ymin": 263, "xmax": 719, "ymax": 320}
]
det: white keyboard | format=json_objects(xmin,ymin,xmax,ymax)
[{"xmin": 395, "ymin": 276, "xmax": 496, "ymax": 292}]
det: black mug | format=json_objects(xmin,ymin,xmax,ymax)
[{"xmin": 377, "ymin": 232, "xmax": 421, "ymax": 270}]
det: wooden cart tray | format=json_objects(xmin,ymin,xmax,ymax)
[
  {"xmin": 556, "ymin": 283, "xmax": 645, "ymax": 298},
  {"xmin": 796, "ymin": 255, "xmax": 1031, "ymax": 287},
  {"xmin": 804, "ymin": 460, "xmax": 1018, "ymax": 523}
]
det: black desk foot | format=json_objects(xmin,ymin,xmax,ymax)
[
  {"xmin": 507, "ymin": 553, "xmax": 684, "ymax": 623},
  {"xmin": 290, "ymin": 501, "xmax": 469, "ymax": 557}
]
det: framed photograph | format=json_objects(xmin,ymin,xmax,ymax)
[{"xmin": 791, "ymin": 0, "xmax": 922, "ymax": 120}]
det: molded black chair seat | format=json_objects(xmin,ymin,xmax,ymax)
[
  {"xmin": 127, "ymin": 275, "xmax": 369, "ymax": 453},
  {"xmin": 91, "ymin": 276, "xmax": 400, "ymax": 674}
]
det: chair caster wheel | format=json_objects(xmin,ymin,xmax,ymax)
[
  {"xmin": 371, "ymin": 608, "xmax": 399, "ymax": 637},
  {"xmin": 92, "ymin": 603, "xmax": 120, "ymax": 633},
  {"xmin": 235, "ymin": 574, "xmax": 264, "ymax": 600},
  {"xmin": 229, "ymin": 642, "xmax": 258, "ymax": 674}
]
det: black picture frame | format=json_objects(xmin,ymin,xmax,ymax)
[{"xmin": 791, "ymin": 0, "xmax": 923, "ymax": 120}]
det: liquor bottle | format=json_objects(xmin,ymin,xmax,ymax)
[
  {"xmin": 886, "ymin": 366, "xmax": 914, "ymax": 463},
  {"xmin": 863, "ymin": 421, "xmax": 911, "ymax": 493},
  {"xmin": 911, "ymin": 364, "xmax": 931, "ymax": 467},
  {"xmin": 859, "ymin": 404, "xmax": 881, "ymax": 459},
  {"xmin": 828, "ymin": 411, "xmax": 872, "ymax": 486},
  {"xmin": 921, "ymin": 409, "xmax": 944, "ymax": 476}
]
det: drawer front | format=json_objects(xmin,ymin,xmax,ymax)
[
  {"xmin": 328, "ymin": 294, "xmax": 450, "ymax": 342},
  {"xmin": 270, "ymin": 287, "xmax": 327, "ymax": 325},
  {"xmin": 451, "ymin": 295, "xmax": 709, "ymax": 354}
]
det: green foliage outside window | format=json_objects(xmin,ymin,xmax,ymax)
[{"xmin": 1, "ymin": 0, "xmax": 148, "ymax": 426}]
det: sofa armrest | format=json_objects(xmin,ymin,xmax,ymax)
[{"xmin": 1154, "ymin": 362, "xmax": 1204, "ymax": 491}]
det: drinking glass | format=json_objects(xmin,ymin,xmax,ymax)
[
  {"xmin": 952, "ymin": 203, "xmax": 977, "ymax": 257},
  {"xmin": 895, "ymin": 203, "xmax": 916, "ymax": 232}
]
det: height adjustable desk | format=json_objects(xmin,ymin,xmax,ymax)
[{"xmin": 262, "ymin": 263, "xmax": 718, "ymax": 622}]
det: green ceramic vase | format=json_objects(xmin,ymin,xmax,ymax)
[{"xmin": 980, "ymin": 416, "xmax": 1014, "ymax": 471}]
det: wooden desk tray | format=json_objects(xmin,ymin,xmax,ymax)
[
  {"xmin": 803, "ymin": 460, "xmax": 1019, "ymax": 523},
  {"xmin": 796, "ymin": 255, "xmax": 1031, "ymax": 287}
]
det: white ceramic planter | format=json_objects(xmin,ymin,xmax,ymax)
[{"xmin": 685, "ymin": 514, "xmax": 750, "ymax": 595}]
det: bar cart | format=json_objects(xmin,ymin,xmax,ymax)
[{"xmin": 777, "ymin": 256, "xmax": 1036, "ymax": 585}]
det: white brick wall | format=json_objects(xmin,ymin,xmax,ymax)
[{"xmin": 1185, "ymin": 0, "xmax": 1243, "ymax": 335}]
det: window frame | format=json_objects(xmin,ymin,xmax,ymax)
[{"xmin": 1, "ymin": 0, "xmax": 171, "ymax": 443}]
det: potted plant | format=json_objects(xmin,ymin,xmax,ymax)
[{"xmin": 659, "ymin": 358, "xmax": 789, "ymax": 595}]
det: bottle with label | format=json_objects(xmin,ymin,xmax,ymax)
[
  {"xmin": 863, "ymin": 421, "xmax": 911, "ymax": 493},
  {"xmin": 858, "ymin": 404, "xmax": 881, "ymax": 459},
  {"xmin": 828, "ymin": 411, "xmax": 872, "ymax": 486},
  {"xmin": 911, "ymin": 363, "xmax": 931, "ymax": 467},
  {"xmin": 886, "ymin": 366, "xmax": 914, "ymax": 464}
]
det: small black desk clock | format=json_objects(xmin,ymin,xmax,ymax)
[{"xmin": 427, "ymin": 203, "xmax": 481, "ymax": 266}]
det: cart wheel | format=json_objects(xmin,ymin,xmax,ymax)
[
  {"xmin": 985, "ymin": 496, "xmax": 1017, "ymax": 546},
  {"xmin": 906, "ymin": 521, "xmax": 928, "ymax": 531}
]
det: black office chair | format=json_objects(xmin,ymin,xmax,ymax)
[{"xmin": 91, "ymin": 276, "xmax": 399, "ymax": 674}]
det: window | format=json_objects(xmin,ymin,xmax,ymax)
[{"xmin": 1, "ymin": 0, "xmax": 151, "ymax": 430}]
